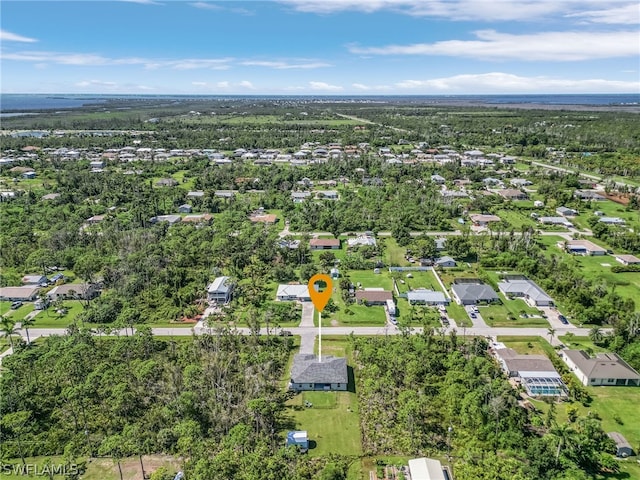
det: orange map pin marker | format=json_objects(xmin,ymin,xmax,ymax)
[{"xmin": 308, "ymin": 274, "xmax": 333, "ymax": 312}]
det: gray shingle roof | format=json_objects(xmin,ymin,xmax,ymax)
[
  {"xmin": 564, "ymin": 350, "xmax": 640, "ymax": 380},
  {"xmin": 291, "ymin": 354, "xmax": 348, "ymax": 384},
  {"xmin": 451, "ymin": 282, "xmax": 499, "ymax": 303}
]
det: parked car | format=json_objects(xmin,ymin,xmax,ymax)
[
  {"xmin": 558, "ymin": 315, "xmax": 569, "ymax": 325},
  {"xmin": 279, "ymin": 330, "xmax": 293, "ymax": 336},
  {"xmin": 10, "ymin": 301, "xmax": 23, "ymax": 310},
  {"xmin": 470, "ymin": 312, "xmax": 477, "ymax": 318}
]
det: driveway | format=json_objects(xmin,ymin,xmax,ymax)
[
  {"xmin": 465, "ymin": 305, "xmax": 489, "ymax": 328},
  {"xmin": 539, "ymin": 306, "xmax": 576, "ymax": 329},
  {"xmin": 300, "ymin": 302, "xmax": 314, "ymax": 328}
]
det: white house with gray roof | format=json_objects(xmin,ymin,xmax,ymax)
[
  {"xmin": 497, "ymin": 277, "xmax": 554, "ymax": 307},
  {"xmin": 560, "ymin": 350, "xmax": 640, "ymax": 387},
  {"xmin": 450, "ymin": 280, "xmax": 500, "ymax": 305},
  {"xmin": 276, "ymin": 284, "xmax": 310, "ymax": 302},
  {"xmin": 407, "ymin": 289, "xmax": 449, "ymax": 306},
  {"xmin": 289, "ymin": 354, "xmax": 348, "ymax": 391}
]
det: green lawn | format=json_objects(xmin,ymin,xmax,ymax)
[
  {"xmin": 568, "ymin": 255, "xmax": 640, "ymax": 303},
  {"xmin": 445, "ymin": 302, "xmax": 472, "ymax": 327},
  {"xmin": 32, "ymin": 300, "xmax": 85, "ymax": 327},
  {"xmin": 4, "ymin": 303, "xmax": 35, "ymax": 322},
  {"xmin": 394, "ymin": 270, "xmax": 442, "ymax": 294},
  {"xmin": 348, "ymin": 270, "xmax": 394, "ymax": 290},
  {"xmin": 498, "ymin": 335, "xmax": 557, "ymax": 356},
  {"xmin": 317, "ymin": 302, "xmax": 387, "ymax": 327},
  {"xmin": 381, "ymin": 238, "xmax": 409, "ymax": 267},
  {"xmin": 557, "ymin": 335, "xmax": 610, "ymax": 354},
  {"xmin": 570, "ymin": 199, "xmax": 640, "ymax": 232},
  {"xmin": 494, "ymin": 209, "xmax": 538, "ymax": 230},
  {"xmin": 0, "ymin": 300, "xmax": 12, "ymax": 315},
  {"xmin": 480, "ymin": 295, "xmax": 549, "ymax": 328}
]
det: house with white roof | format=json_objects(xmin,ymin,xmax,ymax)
[
  {"xmin": 276, "ymin": 284, "xmax": 311, "ymax": 302},
  {"xmin": 497, "ymin": 277, "xmax": 553, "ymax": 307},
  {"xmin": 207, "ymin": 276, "xmax": 234, "ymax": 304}
]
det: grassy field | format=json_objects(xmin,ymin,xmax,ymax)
[
  {"xmin": 570, "ymin": 199, "xmax": 640, "ymax": 231},
  {"xmin": 480, "ymin": 295, "xmax": 549, "ymax": 328},
  {"xmin": 348, "ymin": 270, "xmax": 394, "ymax": 290},
  {"xmin": 381, "ymin": 238, "xmax": 409, "ymax": 267},
  {"xmin": 285, "ymin": 336, "xmax": 362, "ymax": 457},
  {"xmin": 494, "ymin": 209, "xmax": 538, "ymax": 230},
  {"xmin": 0, "ymin": 455, "xmax": 182, "ymax": 480},
  {"xmin": 394, "ymin": 270, "xmax": 442, "ymax": 294},
  {"xmin": 498, "ymin": 335, "xmax": 557, "ymax": 356},
  {"xmin": 557, "ymin": 335, "xmax": 610, "ymax": 354}
]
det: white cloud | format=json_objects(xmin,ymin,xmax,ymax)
[
  {"xmin": 393, "ymin": 72, "xmax": 640, "ymax": 93},
  {"xmin": 566, "ymin": 4, "xmax": 640, "ymax": 24},
  {"xmin": 191, "ymin": 81, "xmax": 207, "ymax": 86},
  {"xmin": 280, "ymin": 0, "xmax": 637, "ymax": 23},
  {"xmin": 352, "ymin": 82, "xmax": 391, "ymax": 90},
  {"xmin": 1, "ymin": 50, "xmax": 234, "ymax": 69},
  {"xmin": 76, "ymin": 80, "xmax": 117, "ymax": 88},
  {"xmin": 120, "ymin": 0, "xmax": 163, "ymax": 5},
  {"xmin": 349, "ymin": 30, "xmax": 640, "ymax": 61},
  {"xmin": 217, "ymin": 81, "xmax": 230, "ymax": 88},
  {"xmin": 240, "ymin": 60, "xmax": 331, "ymax": 69},
  {"xmin": 1, "ymin": 30, "xmax": 38, "ymax": 43},
  {"xmin": 239, "ymin": 80, "xmax": 255, "ymax": 89},
  {"xmin": 189, "ymin": 2, "xmax": 222, "ymax": 10},
  {"xmin": 74, "ymin": 80, "xmax": 156, "ymax": 92},
  {"xmin": 309, "ymin": 81, "xmax": 343, "ymax": 91}
]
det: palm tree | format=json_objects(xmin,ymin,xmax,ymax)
[
  {"xmin": 20, "ymin": 315, "xmax": 36, "ymax": 345},
  {"xmin": 1, "ymin": 317, "xmax": 20, "ymax": 349},
  {"xmin": 589, "ymin": 326, "xmax": 604, "ymax": 345},
  {"xmin": 547, "ymin": 327, "xmax": 556, "ymax": 345}
]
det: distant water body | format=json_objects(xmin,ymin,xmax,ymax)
[{"xmin": 1, "ymin": 93, "xmax": 638, "ymax": 112}]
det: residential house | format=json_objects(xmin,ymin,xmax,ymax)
[
  {"xmin": 0, "ymin": 286, "xmax": 40, "ymax": 301},
  {"xmin": 354, "ymin": 289, "xmax": 393, "ymax": 305},
  {"xmin": 206, "ymin": 276, "xmax": 234, "ymax": 304},
  {"xmin": 497, "ymin": 188, "xmax": 528, "ymax": 200},
  {"xmin": 510, "ymin": 178, "xmax": 533, "ymax": 187},
  {"xmin": 607, "ymin": 432, "xmax": 634, "ymax": 458},
  {"xmin": 182, "ymin": 214, "xmax": 212, "ymax": 224},
  {"xmin": 470, "ymin": 214, "xmax": 501, "ymax": 227},
  {"xmin": 435, "ymin": 238, "xmax": 447, "ymax": 251},
  {"xmin": 434, "ymin": 256, "xmax": 456, "ymax": 268},
  {"xmin": 315, "ymin": 190, "xmax": 339, "ymax": 200},
  {"xmin": 430, "ymin": 174, "xmax": 446, "ymax": 184},
  {"xmin": 538, "ymin": 216, "xmax": 573, "ymax": 227},
  {"xmin": 347, "ymin": 234, "xmax": 377, "ymax": 248},
  {"xmin": 289, "ymin": 354, "xmax": 348, "ymax": 391},
  {"xmin": 615, "ymin": 254, "xmax": 640, "ymax": 265},
  {"xmin": 178, "ymin": 204, "xmax": 192, "ymax": 214},
  {"xmin": 493, "ymin": 347, "xmax": 567, "ymax": 397},
  {"xmin": 276, "ymin": 284, "xmax": 311, "ymax": 302},
  {"xmin": 599, "ymin": 217, "xmax": 626, "ymax": 225},
  {"xmin": 451, "ymin": 280, "xmax": 500, "ymax": 305},
  {"xmin": 47, "ymin": 283, "xmax": 100, "ymax": 301},
  {"xmin": 562, "ymin": 239, "xmax": 607, "ymax": 256},
  {"xmin": 187, "ymin": 190, "xmax": 205, "ymax": 199},
  {"xmin": 249, "ymin": 211, "xmax": 277, "ymax": 225},
  {"xmin": 574, "ymin": 189, "xmax": 605, "ymax": 201},
  {"xmin": 556, "ymin": 206, "xmax": 578, "ymax": 216},
  {"xmin": 277, "ymin": 239, "xmax": 301, "ymax": 249},
  {"xmin": 407, "ymin": 458, "xmax": 447, "ymax": 480},
  {"xmin": 291, "ymin": 191, "xmax": 312, "ymax": 203},
  {"xmin": 407, "ymin": 289, "xmax": 449, "ymax": 306},
  {"xmin": 156, "ymin": 178, "xmax": 178, "ymax": 187},
  {"xmin": 214, "ymin": 190, "xmax": 235, "ymax": 198},
  {"xmin": 560, "ymin": 350, "xmax": 640, "ymax": 386},
  {"xmin": 497, "ymin": 277, "xmax": 554, "ymax": 306},
  {"xmin": 86, "ymin": 214, "xmax": 106, "ymax": 224},
  {"xmin": 42, "ymin": 193, "xmax": 61, "ymax": 201},
  {"xmin": 22, "ymin": 274, "xmax": 47, "ymax": 285},
  {"xmin": 150, "ymin": 215, "xmax": 182, "ymax": 225},
  {"xmin": 310, "ymin": 238, "xmax": 341, "ymax": 250}
]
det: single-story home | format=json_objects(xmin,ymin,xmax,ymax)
[
  {"xmin": 315, "ymin": 190, "xmax": 339, "ymax": 200},
  {"xmin": 278, "ymin": 239, "xmax": 301, "ymax": 249},
  {"xmin": 493, "ymin": 347, "xmax": 567, "ymax": 397},
  {"xmin": 277, "ymin": 284, "xmax": 311, "ymax": 302},
  {"xmin": 451, "ymin": 280, "xmax": 500, "ymax": 305},
  {"xmin": 497, "ymin": 188, "xmax": 528, "ymax": 200},
  {"xmin": 156, "ymin": 178, "xmax": 178, "ymax": 187},
  {"xmin": 497, "ymin": 277, "xmax": 554, "ymax": 307},
  {"xmin": 563, "ymin": 239, "xmax": 607, "ymax": 256},
  {"xmin": 510, "ymin": 178, "xmax": 533, "ymax": 187},
  {"xmin": 310, "ymin": 238, "xmax": 341, "ymax": 250},
  {"xmin": 47, "ymin": 283, "xmax": 100, "ymax": 301},
  {"xmin": 150, "ymin": 215, "xmax": 182, "ymax": 225},
  {"xmin": 0, "ymin": 285, "xmax": 40, "ymax": 301},
  {"xmin": 187, "ymin": 190, "xmax": 205, "ymax": 198},
  {"xmin": 289, "ymin": 354, "xmax": 348, "ymax": 391},
  {"xmin": 556, "ymin": 206, "xmax": 578, "ymax": 217},
  {"xmin": 560, "ymin": 350, "xmax": 640, "ymax": 386},
  {"xmin": 599, "ymin": 217, "xmax": 626, "ymax": 225},
  {"xmin": 249, "ymin": 213, "xmax": 277, "ymax": 224},
  {"xmin": 347, "ymin": 234, "xmax": 377, "ymax": 248},
  {"xmin": 407, "ymin": 458, "xmax": 447, "ymax": 480},
  {"xmin": 291, "ymin": 191, "xmax": 312, "ymax": 203},
  {"xmin": 574, "ymin": 189, "xmax": 605, "ymax": 201},
  {"xmin": 354, "ymin": 289, "xmax": 393, "ymax": 305},
  {"xmin": 470, "ymin": 214, "xmax": 501, "ymax": 227},
  {"xmin": 178, "ymin": 204, "xmax": 192, "ymax": 214},
  {"xmin": 407, "ymin": 289, "xmax": 449, "ymax": 306},
  {"xmin": 181, "ymin": 214, "xmax": 213, "ymax": 224},
  {"xmin": 607, "ymin": 432, "xmax": 634, "ymax": 458},
  {"xmin": 206, "ymin": 276, "xmax": 234, "ymax": 304},
  {"xmin": 615, "ymin": 254, "xmax": 640, "ymax": 265},
  {"xmin": 430, "ymin": 174, "xmax": 446, "ymax": 184},
  {"xmin": 22, "ymin": 274, "xmax": 47, "ymax": 285},
  {"xmin": 538, "ymin": 216, "xmax": 573, "ymax": 227},
  {"xmin": 286, "ymin": 431, "xmax": 309, "ymax": 453},
  {"xmin": 434, "ymin": 256, "xmax": 456, "ymax": 268}
]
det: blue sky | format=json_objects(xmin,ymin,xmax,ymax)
[{"xmin": 1, "ymin": 0, "xmax": 639, "ymax": 94}]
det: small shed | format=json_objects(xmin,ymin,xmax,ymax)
[
  {"xmin": 286, "ymin": 431, "xmax": 309, "ymax": 453},
  {"xmin": 608, "ymin": 432, "xmax": 634, "ymax": 457}
]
